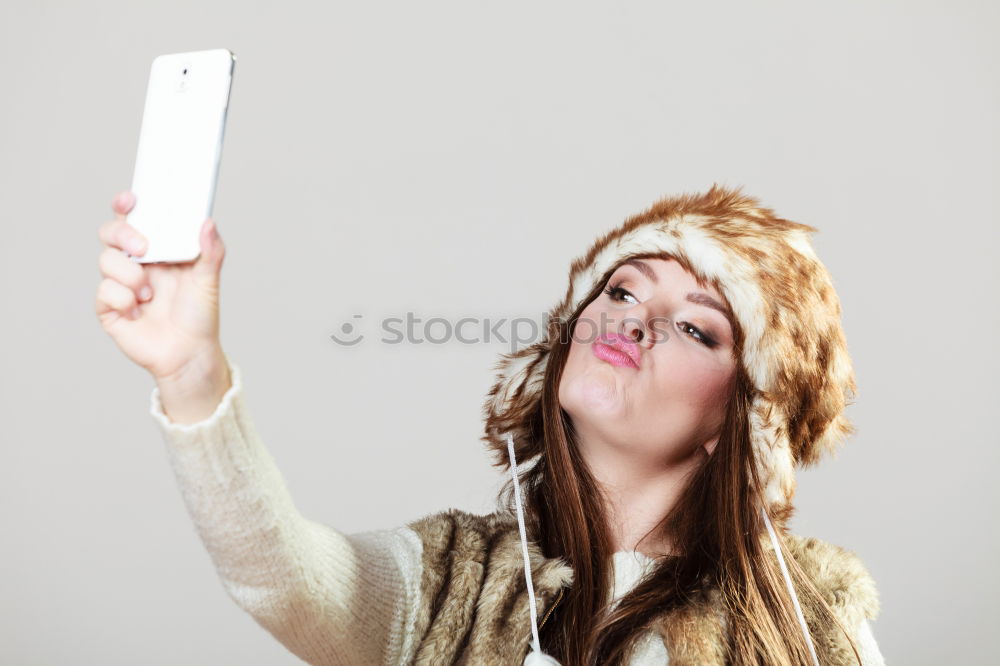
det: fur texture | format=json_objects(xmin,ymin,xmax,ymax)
[
  {"xmin": 481, "ymin": 183, "xmax": 858, "ymax": 526},
  {"xmin": 406, "ymin": 509, "xmax": 880, "ymax": 665},
  {"xmin": 406, "ymin": 508, "xmax": 574, "ymax": 665}
]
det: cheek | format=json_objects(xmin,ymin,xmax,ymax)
[
  {"xmin": 559, "ymin": 337, "xmax": 602, "ymax": 406},
  {"xmin": 559, "ymin": 312, "xmax": 620, "ymax": 411},
  {"xmin": 561, "ymin": 306, "xmax": 605, "ymax": 384},
  {"xmin": 570, "ymin": 303, "xmax": 606, "ymax": 345},
  {"xmin": 648, "ymin": 353, "xmax": 732, "ymax": 420}
]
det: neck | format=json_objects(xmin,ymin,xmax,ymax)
[{"xmin": 577, "ymin": 429, "xmax": 706, "ymax": 559}]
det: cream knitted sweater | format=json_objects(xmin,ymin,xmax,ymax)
[{"xmin": 148, "ymin": 354, "xmax": 886, "ymax": 665}]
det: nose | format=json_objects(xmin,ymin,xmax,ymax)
[{"xmin": 620, "ymin": 316, "xmax": 646, "ymax": 345}]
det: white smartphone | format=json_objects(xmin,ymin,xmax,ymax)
[{"xmin": 127, "ymin": 48, "xmax": 236, "ymax": 264}]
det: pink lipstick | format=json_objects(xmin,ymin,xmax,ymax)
[{"xmin": 592, "ymin": 333, "xmax": 641, "ymax": 369}]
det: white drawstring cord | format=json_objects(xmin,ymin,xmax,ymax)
[
  {"xmin": 505, "ymin": 432, "xmax": 562, "ymax": 665},
  {"xmin": 505, "ymin": 431, "xmax": 813, "ymax": 665},
  {"xmin": 761, "ymin": 506, "xmax": 820, "ymax": 666}
]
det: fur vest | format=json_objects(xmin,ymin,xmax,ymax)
[{"xmin": 402, "ymin": 508, "xmax": 880, "ymax": 665}]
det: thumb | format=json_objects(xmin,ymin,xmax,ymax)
[{"xmin": 192, "ymin": 217, "xmax": 225, "ymax": 286}]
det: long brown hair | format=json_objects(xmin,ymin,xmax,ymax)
[{"xmin": 495, "ymin": 253, "xmax": 863, "ymax": 665}]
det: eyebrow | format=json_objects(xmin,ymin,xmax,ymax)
[{"xmin": 622, "ymin": 258, "xmax": 734, "ymax": 327}]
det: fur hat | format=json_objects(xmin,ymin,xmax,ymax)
[{"xmin": 482, "ymin": 183, "xmax": 857, "ymax": 522}]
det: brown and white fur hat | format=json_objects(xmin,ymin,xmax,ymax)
[{"xmin": 482, "ymin": 183, "xmax": 857, "ymax": 526}]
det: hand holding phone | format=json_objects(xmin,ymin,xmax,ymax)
[
  {"xmin": 127, "ymin": 48, "xmax": 235, "ymax": 264},
  {"xmin": 94, "ymin": 48, "xmax": 237, "ymax": 399},
  {"xmin": 95, "ymin": 186, "xmax": 230, "ymax": 397}
]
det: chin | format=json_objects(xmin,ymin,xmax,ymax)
[{"xmin": 561, "ymin": 373, "xmax": 625, "ymax": 418}]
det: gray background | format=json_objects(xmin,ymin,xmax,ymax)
[{"xmin": 2, "ymin": 0, "xmax": 997, "ymax": 663}]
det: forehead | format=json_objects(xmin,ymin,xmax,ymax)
[{"xmin": 616, "ymin": 256, "xmax": 725, "ymax": 300}]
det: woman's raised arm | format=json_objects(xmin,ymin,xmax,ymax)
[
  {"xmin": 96, "ymin": 190, "xmax": 424, "ymax": 664},
  {"xmin": 149, "ymin": 354, "xmax": 424, "ymax": 665}
]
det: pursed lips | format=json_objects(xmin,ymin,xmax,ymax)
[{"xmin": 592, "ymin": 333, "xmax": 641, "ymax": 369}]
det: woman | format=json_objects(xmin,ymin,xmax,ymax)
[{"xmin": 95, "ymin": 184, "xmax": 884, "ymax": 665}]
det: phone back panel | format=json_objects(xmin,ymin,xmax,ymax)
[{"xmin": 129, "ymin": 49, "xmax": 235, "ymax": 263}]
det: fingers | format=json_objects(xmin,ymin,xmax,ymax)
[
  {"xmin": 113, "ymin": 190, "xmax": 136, "ymax": 220},
  {"xmin": 95, "ymin": 277, "xmax": 143, "ymax": 320},
  {"xmin": 96, "ymin": 190, "xmax": 146, "ymax": 322},
  {"xmin": 98, "ymin": 246, "xmax": 153, "ymax": 307},
  {"xmin": 98, "ymin": 191, "xmax": 147, "ymax": 256}
]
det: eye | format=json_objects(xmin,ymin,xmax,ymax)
[
  {"xmin": 603, "ymin": 283, "xmax": 637, "ymax": 305},
  {"xmin": 677, "ymin": 321, "xmax": 718, "ymax": 348}
]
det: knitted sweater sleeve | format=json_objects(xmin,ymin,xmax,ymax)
[
  {"xmin": 148, "ymin": 352, "xmax": 424, "ymax": 666},
  {"xmin": 855, "ymin": 618, "xmax": 886, "ymax": 666}
]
